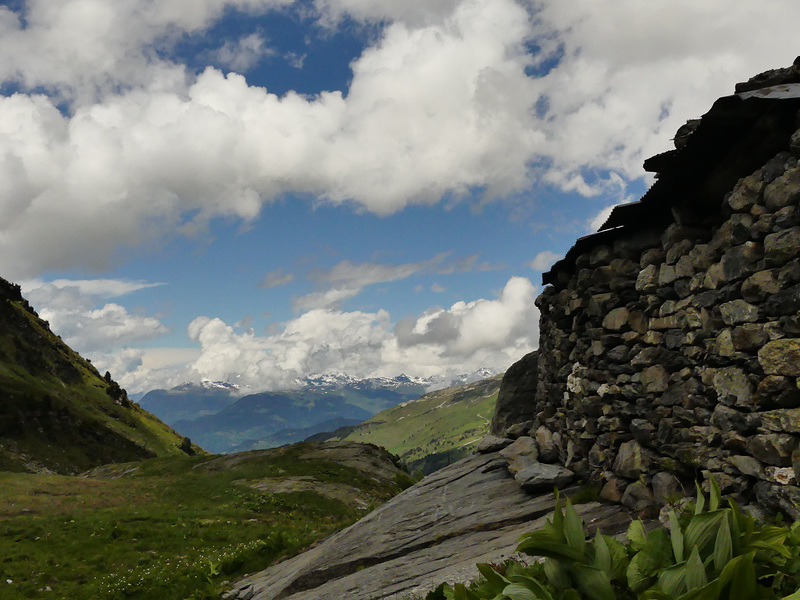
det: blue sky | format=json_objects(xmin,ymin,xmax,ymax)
[{"xmin": 1, "ymin": 0, "xmax": 798, "ymax": 393}]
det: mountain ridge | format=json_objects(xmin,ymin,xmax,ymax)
[{"xmin": 0, "ymin": 276, "xmax": 198, "ymax": 473}]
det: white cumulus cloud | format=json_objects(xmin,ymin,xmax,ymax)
[
  {"xmin": 116, "ymin": 275, "xmax": 539, "ymax": 392},
  {"xmin": 20, "ymin": 279, "xmax": 169, "ymax": 354},
  {"xmin": 527, "ymin": 250, "xmax": 562, "ymax": 272}
]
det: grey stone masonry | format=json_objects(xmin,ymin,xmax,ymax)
[{"xmin": 533, "ymin": 150, "xmax": 800, "ymax": 516}]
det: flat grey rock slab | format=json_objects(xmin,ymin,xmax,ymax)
[{"xmin": 227, "ymin": 452, "xmax": 634, "ymax": 600}]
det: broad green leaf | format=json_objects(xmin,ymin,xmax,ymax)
[
  {"xmin": 709, "ymin": 476, "xmax": 722, "ymax": 512},
  {"xmin": 669, "ymin": 510, "xmax": 685, "ymax": 563},
  {"xmin": 676, "ymin": 579, "xmax": 723, "ymax": 600},
  {"xmin": 695, "ymin": 481, "xmax": 706, "ymax": 515},
  {"xmin": 627, "ymin": 552, "xmax": 655, "ymax": 592},
  {"xmin": 684, "ymin": 511, "xmax": 727, "ymax": 555},
  {"xmin": 781, "ymin": 589, "xmax": 800, "ymax": 600},
  {"xmin": 563, "ymin": 499, "xmax": 586, "ymax": 554},
  {"xmin": 605, "ymin": 535, "xmax": 630, "ymax": 580},
  {"xmin": 658, "ymin": 563, "xmax": 688, "ymax": 597},
  {"xmin": 727, "ymin": 552, "xmax": 756, "ymax": 600},
  {"xmin": 628, "ymin": 519, "xmax": 648, "ymax": 550},
  {"xmin": 453, "ymin": 583, "xmax": 470, "ymax": 600},
  {"xmin": 426, "ymin": 583, "xmax": 449, "ymax": 600},
  {"xmin": 516, "ymin": 531, "xmax": 585, "ymax": 562},
  {"xmin": 571, "ymin": 564, "xmax": 616, "ymax": 600},
  {"xmin": 685, "ymin": 546, "xmax": 708, "ymax": 591},
  {"xmin": 502, "ymin": 581, "xmax": 552, "ymax": 600},
  {"xmin": 543, "ymin": 558, "xmax": 571, "ymax": 590},
  {"xmin": 713, "ymin": 515, "xmax": 732, "ymax": 573},
  {"xmin": 628, "ymin": 528, "xmax": 674, "ymax": 592},
  {"xmin": 592, "ymin": 532, "xmax": 612, "ymax": 576},
  {"xmin": 728, "ymin": 501, "xmax": 743, "ymax": 555},
  {"xmin": 476, "ymin": 563, "xmax": 509, "ymax": 590}
]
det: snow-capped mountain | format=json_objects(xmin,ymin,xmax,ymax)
[
  {"xmin": 139, "ymin": 368, "xmax": 501, "ymax": 453},
  {"xmin": 298, "ymin": 372, "xmax": 434, "ymax": 390}
]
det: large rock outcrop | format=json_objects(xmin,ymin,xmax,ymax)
[
  {"xmin": 490, "ymin": 350, "xmax": 539, "ymax": 435},
  {"xmin": 224, "ymin": 452, "xmax": 632, "ymax": 600}
]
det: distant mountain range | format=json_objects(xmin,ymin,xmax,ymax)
[
  {"xmin": 138, "ymin": 369, "xmax": 498, "ymax": 454},
  {"xmin": 307, "ymin": 374, "xmax": 503, "ymax": 474}
]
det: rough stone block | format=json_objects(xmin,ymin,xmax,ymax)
[
  {"xmin": 475, "ymin": 436, "xmax": 514, "ymax": 454},
  {"xmin": 641, "ymin": 365, "xmax": 669, "ymax": 393},
  {"xmin": 514, "ymin": 463, "xmax": 574, "ymax": 492},
  {"xmin": 727, "ymin": 455, "xmax": 766, "ymax": 479},
  {"xmin": 761, "ymin": 408, "xmax": 800, "ymax": 433},
  {"xmin": 658, "ymin": 264, "xmax": 677, "ymax": 286},
  {"xmin": 712, "ymin": 367, "xmax": 754, "ymax": 407},
  {"xmin": 534, "ymin": 426, "xmax": 560, "ymax": 464},
  {"xmin": 731, "ymin": 324, "xmax": 770, "ymax": 352},
  {"xmin": 765, "ymin": 227, "xmax": 800, "ymax": 267},
  {"xmin": 635, "ymin": 264, "xmax": 658, "ymax": 293},
  {"xmin": 746, "ymin": 433, "xmax": 799, "ymax": 467},
  {"xmin": 741, "ymin": 270, "xmax": 782, "ymax": 302},
  {"xmin": 759, "ymin": 339, "xmax": 800, "ymax": 376},
  {"xmin": 704, "ymin": 263, "xmax": 725, "ymax": 289},
  {"xmin": 728, "ymin": 172, "xmax": 765, "ymax": 212},
  {"xmin": 499, "ymin": 436, "xmax": 539, "ymax": 475},
  {"xmin": 613, "ymin": 440, "xmax": 649, "ymax": 479},
  {"xmin": 720, "ymin": 299, "xmax": 759, "ymax": 325},
  {"xmin": 622, "ymin": 481, "xmax": 656, "ymax": 515},
  {"xmin": 652, "ymin": 471, "xmax": 683, "ymax": 505},
  {"xmin": 721, "ymin": 242, "xmax": 764, "ymax": 281},
  {"xmin": 602, "ymin": 307, "xmax": 630, "ymax": 331},
  {"xmin": 600, "ymin": 477, "xmax": 626, "ymax": 502},
  {"xmin": 762, "ymin": 284, "xmax": 800, "ymax": 316},
  {"xmin": 764, "ymin": 166, "xmax": 800, "ymax": 211},
  {"xmin": 755, "ymin": 482, "xmax": 800, "ymax": 521}
]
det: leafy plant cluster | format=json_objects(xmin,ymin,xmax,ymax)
[{"xmin": 425, "ymin": 480, "xmax": 800, "ymax": 600}]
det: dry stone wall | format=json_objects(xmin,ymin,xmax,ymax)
[{"xmin": 531, "ymin": 148, "xmax": 800, "ymax": 517}]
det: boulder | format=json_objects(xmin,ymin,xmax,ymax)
[
  {"xmin": 651, "ymin": 472, "xmax": 683, "ymax": 505},
  {"xmin": 514, "ymin": 462, "xmax": 575, "ymax": 492},
  {"xmin": 534, "ymin": 426, "xmax": 561, "ymax": 463},
  {"xmin": 226, "ymin": 453, "xmax": 632, "ymax": 600},
  {"xmin": 475, "ymin": 436, "xmax": 513, "ymax": 454},
  {"xmin": 499, "ymin": 436, "xmax": 539, "ymax": 475},
  {"xmin": 622, "ymin": 481, "xmax": 656, "ymax": 515},
  {"xmin": 613, "ymin": 440, "xmax": 649, "ymax": 479},
  {"xmin": 490, "ymin": 351, "xmax": 539, "ymax": 435}
]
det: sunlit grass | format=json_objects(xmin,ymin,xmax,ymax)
[{"xmin": 0, "ymin": 445, "xmax": 402, "ymax": 599}]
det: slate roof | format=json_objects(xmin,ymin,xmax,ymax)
[{"xmin": 543, "ymin": 58, "xmax": 800, "ymax": 286}]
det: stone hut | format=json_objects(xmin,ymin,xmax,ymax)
[{"xmin": 497, "ymin": 58, "xmax": 800, "ymax": 517}]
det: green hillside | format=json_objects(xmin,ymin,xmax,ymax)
[
  {"xmin": 334, "ymin": 375, "xmax": 502, "ymax": 474},
  {"xmin": 0, "ymin": 442, "xmax": 406, "ymax": 599},
  {"xmin": 0, "ymin": 277, "xmax": 198, "ymax": 474}
]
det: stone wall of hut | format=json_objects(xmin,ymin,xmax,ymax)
[{"xmin": 532, "ymin": 149, "xmax": 800, "ymax": 516}]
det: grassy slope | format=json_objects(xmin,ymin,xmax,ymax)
[
  {"xmin": 0, "ymin": 281, "xmax": 194, "ymax": 473},
  {"xmin": 0, "ymin": 443, "xmax": 405, "ymax": 600},
  {"xmin": 339, "ymin": 375, "xmax": 502, "ymax": 474}
]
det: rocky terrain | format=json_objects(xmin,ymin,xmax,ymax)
[{"xmin": 223, "ymin": 451, "xmax": 634, "ymax": 600}]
